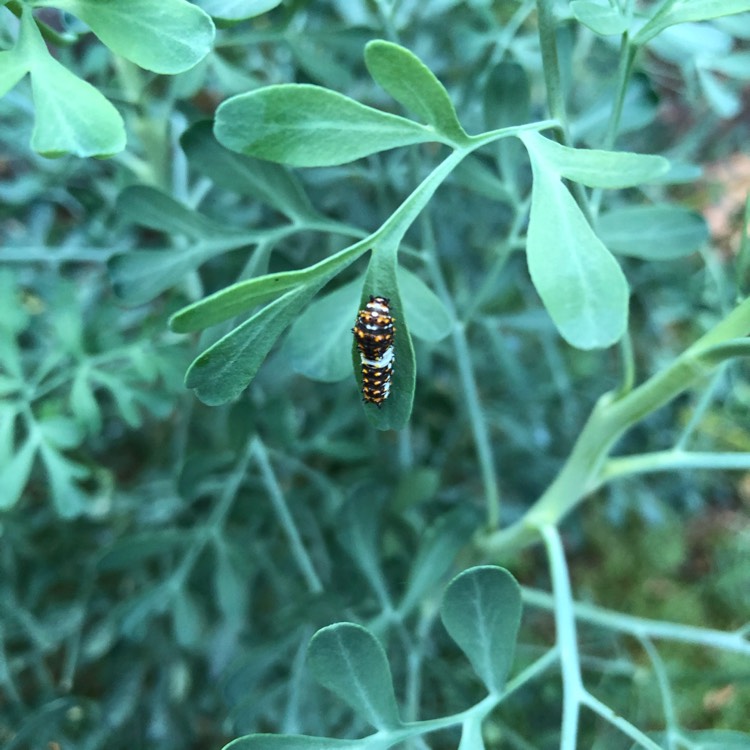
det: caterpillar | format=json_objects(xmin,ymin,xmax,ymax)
[{"xmin": 353, "ymin": 295, "xmax": 395, "ymax": 407}]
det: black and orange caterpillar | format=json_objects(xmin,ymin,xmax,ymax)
[{"xmin": 352, "ymin": 295, "xmax": 395, "ymax": 406}]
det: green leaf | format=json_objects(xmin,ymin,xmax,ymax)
[
  {"xmin": 0, "ymin": 49, "xmax": 29, "ymax": 98},
  {"xmin": 338, "ymin": 498, "xmax": 389, "ymax": 602},
  {"xmin": 364, "ymin": 40, "xmax": 468, "ymax": 144},
  {"xmin": 172, "ymin": 589, "xmax": 203, "ymax": 647},
  {"xmin": 0, "ymin": 434, "xmax": 37, "ymax": 511},
  {"xmin": 194, "ymin": 0, "xmax": 282, "ymax": 21},
  {"xmin": 109, "ymin": 247, "xmax": 219, "ymax": 306},
  {"xmin": 214, "ymin": 542, "xmax": 249, "ymax": 626},
  {"xmin": 182, "ymin": 121, "xmax": 317, "ymax": 220},
  {"xmin": 597, "ymin": 204, "xmax": 709, "ymax": 259},
  {"xmin": 484, "ymin": 61, "xmax": 530, "ymax": 130},
  {"xmin": 170, "ymin": 271, "xmax": 303, "ymax": 333},
  {"xmin": 37, "ymin": 416, "xmax": 84, "ymax": 449},
  {"xmin": 399, "ymin": 267, "xmax": 452, "ymax": 342},
  {"xmin": 185, "ymin": 283, "xmax": 328, "ymax": 405},
  {"xmin": 483, "ymin": 62, "xmax": 530, "ymax": 187},
  {"xmin": 521, "ymin": 132, "xmax": 669, "ymax": 188},
  {"xmin": 215, "ymin": 84, "xmax": 436, "ymax": 167},
  {"xmin": 170, "ymin": 241, "xmax": 368, "ymax": 333},
  {"xmin": 307, "ymin": 623, "xmax": 401, "ymax": 730},
  {"xmin": 635, "ymin": 0, "xmax": 750, "ymax": 45},
  {"xmin": 570, "ymin": 0, "xmax": 629, "ymax": 36},
  {"xmin": 118, "ymin": 583, "xmax": 173, "ymax": 638},
  {"xmin": 697, "ymin": 67, "xmax": 740, "ymax": 119},
  {"xmin": 21, "ymin": 11, "xmax": 125, "ymax": 157},
  {"xmin": 522, "ymin": 135, "xmax": 629, "ymax": 349},
  {"xmin": 440, "ymin": 566, "xmax": 522, "ymax": 694},
  {"xmin": 97, "ymin": 530, "xmax": 190, "ymax": 571},
  {"xmin": 38, "ymin": 442, "xmax": 90, "ymax": 517},
  {"xmin": 116, "ymin": 185, "xmax": 242, "ymax": 239},
  {"xmin": 70, "ymin": 370, "xmax": 102, "ymax": 434},
  {"xmin": 225, "ymin": 735, "xmax": 371, "ymax": 750},
  {"xmin": 284, "ymin": 279, "xmax": 360, "ymax": 383},
  {"xmin": 706, "ymin": 51, "xmax": 750, "ymax": 79},
  {"xmin": 40, "ymin": 0, "xmax": 215, "ymax": 74},
  {"xmin": 398, "ymin": 509, "xmax": 476, "ymax": 617}
]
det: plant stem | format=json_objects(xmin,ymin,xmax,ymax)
[
  {"xmin": 540, "ymin": 525, "xmax": 581, "ymax": 750},
  {"xmin": 535, "ymin": 0, "xmax": 595, "ymax": 224},
  {"xmin": 424, "ymin": 250, "xmax": 502, "ymax": 529},
  {"xmin": 536, "ymin": 0, "xmax": 568, "ymax": 139},
  {"xmin": 521, "ymin": 587, "xmax": 750, "ymax": 655},
  {"xmin": 253, "ymin": 438, "xmax": 324, "ymax": 594},
  {"xmin": 478, "ymin": 297, "xmax": 750, "ymax": 556},
  {"xmin": 599, "ymin": 449, "xmax": 750, "ymax": 485},
  {"xmin": 638, "ymin": 637, "xmax": 678, "ymax": 749}
]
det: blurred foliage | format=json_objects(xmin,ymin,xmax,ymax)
[{"xmin": 1, "ymin": 1, "xmax": 750, "ymax": 749}]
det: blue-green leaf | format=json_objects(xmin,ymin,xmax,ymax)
[
  {"xmin": 364, "ymin": 40, "xmax": 468, "ymax": 144},
  {"xmin": 194, "ymin": 0, "xmax": 282, "ymax": 21},
  {"xmin": 521, "ymin": 132, "xmax": 669, "ymax": 188},
  {"xmin": 182, "ymin": 121, "xmax": 317, "ymax": 220},
  {"xmin": 116, "ymin": 185, "xmax": 241, "ymax": 239},
  {"xmin": 440, "ymin": 566, "xmax": 522, "ymax": 694},
  {"xmin": 185, "ymin": 284, "xmax": 322, "ymax": 405},
  {"xmin": 0, "ymin": 48, "xmax": 29, "ymax": 98},
  {"xmin": 635, "ymin": 0, "xmax": 750, "ymax": 45},
  {"xmin": 398, "ymin": 509, "xmax": 476, "ymax": 617},
  {"xmin": 109, "ymin": 247, "xmax": 221, "ymax": 306},
  {"xmin": 597, "ymin": 204, "xmax": 708, "ymax": 259},
  {"xmin": 571, "ymin": 0, "xmax": 629, "ymax": 36},
  {"xmin": 215, "ymin": 84, "xmax": 436, "ymax": 167},
  {"xmin": 522, "ymin": 136, "xmax": 629, "ymax": 349},
  {"xmin": 284, "ymin": 280, "xmax": 359, "ymax": 383},
  {"xmin": 41, "ymin": 0, "xmax": 215, "ymax": 74},
  {"xmin": 399, "ymin": 267, "xmax": 452, "ymax": 342},
  {"xmin": 22, "ymin": 12, "xmax": 125, "ymax": 157},
  {"xmin": 307, "ymin": 623, "xmax": 401, "ymax": 730},
  {"xmin": 0, "ymin": 434, "xmax": 37, "ymax": 510}
]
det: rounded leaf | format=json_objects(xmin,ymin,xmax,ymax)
[
  {"xmin": 51, "ymin": 0, "xmax": 214, "ymax": 74},
  {"xmin": 307, "ymin": 623, "xmax": 401, "ymax": 730},
  {"xmin": 524, "ymin": 147, "xmax": 629, "ymax": 349},
  {"xmin": 441, "ymin": 566, "xmax": 522, "ymax": 693}
]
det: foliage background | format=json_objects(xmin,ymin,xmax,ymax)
[{"xmin": 1, "ymin": 1, "xmax": 750, "ymax": 749}]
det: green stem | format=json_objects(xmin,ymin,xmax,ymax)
[
  {"xmin": 535, "ymin": 0, "xmax": 595, "ymax": 225},
  {"xmin": 536, "ymin": 0, "xmax": 568, "ymax": 138},
  {"xmin": 589, "ymin": 38, "xmax": 638, "ymax": 218},
  {"xmin": 253, "ymin": 438, "xmax": 324, "ymax": 594},
  {"xmin": 638, "ymin": 637, "xmax": 678, "ymax": 748},
  {"xmin": 599, "ymin": 450, "xmax": 750, "ymax": 485},
  {"xmin": 174, "ymin": 434, "xmax": 255, "ymax": 585},
  {"xmin": 424, "ymin": 251, "xmax": 502, "ymax": 529},
  {"xmin": 454, "ymin": 320, "xmax": 502, "ymax": 528},
  {"xmin": 478, "ymin": 296, "xmax": 750, "ymax": 556},
  {"xmin": 582, "ymin": 692, "xmax": 665, "ymax": 750},
  {"xmin": 541, "ymin": 525, "xmax": 581, "ymax": 750},
  {"xmin": 522, "ymin": 586, "xmax": 750, "ymax": 655}
]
